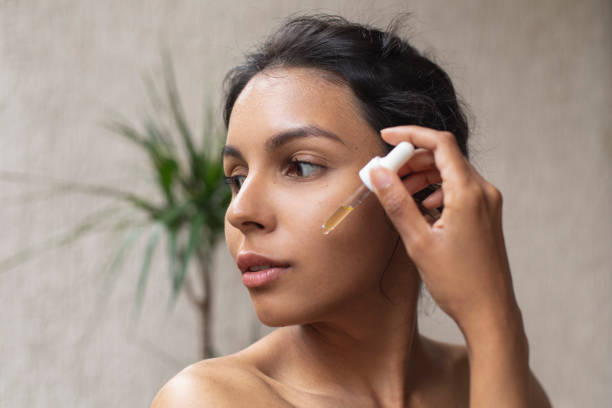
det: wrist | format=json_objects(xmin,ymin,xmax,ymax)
[
  {"xmin": 460, "ymin": 303, "xmax": 531, "ymax": 406},
  {"xmin": 459, "ymin": 301, "xmax": 529, "ymax": 362}
]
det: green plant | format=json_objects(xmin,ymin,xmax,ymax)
[
  {"xmin": 110, "ymin": 58, "xmax": 230, "ymax": 358},
  {"xmin": 0, "ymin": 56, "xmax": 230, "ymax": 359}
]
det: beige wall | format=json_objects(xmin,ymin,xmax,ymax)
[{"xmin": 1, "ymin": 1, "xmax": 610, "ymax": 406}]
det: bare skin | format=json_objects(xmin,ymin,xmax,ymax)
[{"xmin": 151, "ymin": 67, "xmax": 551, "ymax": 407}]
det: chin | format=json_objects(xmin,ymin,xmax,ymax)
[
  {"xmin": 253, "ymin": 306, "xmax": 304, "ymax": 327},
  {"xmin": 249, "ymin": 282, "xmax": 369, "ymax": 329},
  {"xmin": 249, "ymin": 290, "xmax": 332, "ymax": 327}
]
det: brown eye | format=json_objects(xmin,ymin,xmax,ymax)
[{"xmin": 286, "ymin": 160, "xmax": 322, "ymax": 178}]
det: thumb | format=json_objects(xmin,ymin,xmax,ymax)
[{"xmin": 370, "ymin": 166, "xmax": 430, "ymax": 245}]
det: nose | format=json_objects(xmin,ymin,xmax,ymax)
[{"xmin": 225, "ymin": 172, "xmax": 276, "ymax": 234}]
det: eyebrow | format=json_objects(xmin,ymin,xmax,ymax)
[
  {"xmin": 221, "ymin": 145, "xmax": 244, "ymax": 161},
  {"xmin": 222, "ymin": 125, "xmax": 345, "ymax": 160},
  {"xmin": 265, "ymin": 125, "xmax": 345, "ymax": 151}
]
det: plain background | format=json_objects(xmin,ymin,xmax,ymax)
[{"xmin": 1, "ymin": 1, "xmax": 610, "ymax": 407}]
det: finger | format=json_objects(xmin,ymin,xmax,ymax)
[
  {"xmin": 421, "ymin": 188, "xmax": 444, "ymax": 209},
  {"xmin": 401, "ymin": 170, "xmax": 442, "ymax": 195},
  {"xmin": 397, "ymin": 149, "xmax": 435, "ymax": 177},
  {"xmin": 369, "ymin": 165, "xmax": 430, "ymax": 246},
  {"xmin": 381, "ymin": 126, "xmax": 471, "ymax": 190}
]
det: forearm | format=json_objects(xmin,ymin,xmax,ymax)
[{"xmin": 461, "ymin": 304, "xmax": 530, "ymax": 407}]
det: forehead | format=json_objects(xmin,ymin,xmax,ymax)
[{"xmin": 226, "ymin": 67, "xmax": 380, "ymax": 150}]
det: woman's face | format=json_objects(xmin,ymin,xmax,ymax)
[{"xmin": 223, "ymin": 67, "xmax": 409, "ymax": 326}]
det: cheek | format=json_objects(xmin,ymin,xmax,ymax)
[
  {"xmin": 288, "ymin": 191, "xmax": 397, "ymax": 291},
  {"xmin": 323, "ymin": 198, "xmax": 395, "ymax": 272},
  {"xmin": 242, "ymin": 187, "xmax": 397, "ymax": 326}
]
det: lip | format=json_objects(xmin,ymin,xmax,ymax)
[{"xmin": 236, "ymin": 252, "xmax": 291, "ymax": 288}]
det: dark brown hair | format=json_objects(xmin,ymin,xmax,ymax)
[{"xmin": 223, "ymin": 14, "xmax": 470, "ymax": 158}]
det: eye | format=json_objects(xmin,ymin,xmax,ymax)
[
  {"xmin": 224, "ymin": 175, "xmax": 246, "ymax": 193},
  {"xmin": 285, "ymin": 160, "xmax": 323, "ymax": 178}
]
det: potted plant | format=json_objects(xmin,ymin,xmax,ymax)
[{"xmin": 1, "ymin": 56, "xmax": 230, "ymax": 359}]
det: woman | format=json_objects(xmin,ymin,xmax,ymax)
[{"xmin": 153, "ymin": 15, "xmax": 551, "ymax": 407}]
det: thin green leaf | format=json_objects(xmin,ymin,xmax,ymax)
[
  {"xmin": 143, "ymin": 116, "xmax": 173, "ymax": 151},
  {"xmin": 134, "ymin": 222, "xmax": 164, "ymax": 318},
  {"xmin": 142, "ymin": 73, "xmax": 166, "ymax": 116},
  {"xmin": 202, "ymin": 94, "xmax": 214, "ymax": 150},
  {"xmin": 155, "ymin": 200, "xmax": 194, "ymax": 228},
  {"xmin": 0, "ymin": 171, "xmax": 159, "ymax": 214},
  {"xmin": 162, "ymin": 53, "xmax": 198, "ymax": 175},
  {"xmin": 170, "ymin": 214, "xmax": 204, "ymax": 307},
  {"xmin": 201, "ymin": 100, "xmax": 224, "ymax": 161},
  {"xmin": 156, "ymin": 157, "xmax": 178, "ymax": 206},
  {"xmin": 167, "ymin": 228, "xmax": 178, "ymax": 284},
  {"xmin": 106, "ymin": 121, "xmax": 173, "ymax": 185},
  {"xmin": 3, "ymin": 186, "xmax": 83, "ymax": 206},
  {"xmin": 108, "ymin": 223, "xmax": 148, "ymax": 282},
  {"xmin": 104, "ymin": 121, "xmax": 149, "ymax": 149},
  {"xmin": 0, "ymin": 206, "xmax": 119, "ymax": 273},
  {"xmin": 93, "ymin": 221, "xmax": 149, "ymax": 323},
  {"xmin": 203, "ymin": 157, "xmax": 223, "ymax": 193}
]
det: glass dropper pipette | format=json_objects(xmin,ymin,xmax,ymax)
[{"xmin": 321, "ymin": 141, "xmax": 416, "ymax": 235}]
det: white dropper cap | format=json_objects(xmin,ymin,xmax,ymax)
[{"xmin": 358, "ymin": 141, "xmax": 415, "ymax": 191}]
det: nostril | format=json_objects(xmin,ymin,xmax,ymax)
[{"xmin": 243, "ymin": 220, "xmax": 265, "ymax": 230}]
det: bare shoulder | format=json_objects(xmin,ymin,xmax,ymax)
[
  {"xmin": 417, "ymin": 336, "xmax": 470, "ymax": 405},
  {"xmin": 150, "ymin": 355, "xmax": 286, "ymax": 408},
  {"xmin": 423, "ymin": 337, "xmax": 551, "ymax": 407}
]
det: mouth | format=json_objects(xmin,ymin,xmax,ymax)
[
  {"xmin": 247, "ymin": 265, "xmax": 279, "ymax": 272},
  {"xmin": 237, "ymin": 252, "xmax": 291, "ymax": 273},
  {"xmin": 236, "ymin": 252, "xmax": 291, "ymax": 288}
]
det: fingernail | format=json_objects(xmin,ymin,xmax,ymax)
[
  {"xmin": 380, "ymin": 126, "xmax": 404, "ymax": 134},
  {"xmin": 380, "ymin": 126, "xmax": 398, "ymax": 132},
  {"xmin": 370, "ymin": 166, "xmax": 392, "ymax": 190},
  {"xmin": 379, "ymin": 128, "xmax": 393, "ymax": 137}
]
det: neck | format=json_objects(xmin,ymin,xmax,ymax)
[{"xmin": 284, "ymin": 265, "xmax": 427, "ymax": 406}]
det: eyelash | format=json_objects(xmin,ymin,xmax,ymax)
[
  {"xmin": 224, "ymin": 159, "xmax": 324, "ymax": 193},
  {"xmin": 285, "ymin": 159, "xmax": 321, "ymax": 178},
  {"xmin": 224, "ymin": 174, "xmax": 246, "ymax": 192}
]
